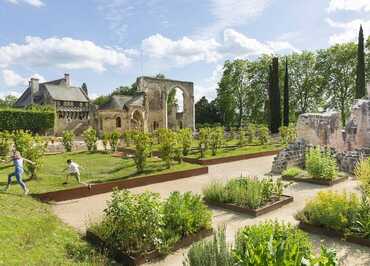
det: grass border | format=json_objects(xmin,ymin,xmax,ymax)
[
  {"xmin": 204, "ymin": 195, "xmax": 293, "ymax": 217},
  {"xmin": 33, "ymin": 166, "xmax": 208, "ymax": 202},
  {"xmin": 298, "ymin": 221, "xmax": 370, "ymax": 247},
  {"xmin": 281, "ymin": 175, "xmax": 348, "ymax": 186},
  {"xmin": 85, "ymin": 228, "xmax": 213, "ymax": 266}
]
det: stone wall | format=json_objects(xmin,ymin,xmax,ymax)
[{"xmin": 271, "ymin": 140, "xmax": 308, "ymax": 174}]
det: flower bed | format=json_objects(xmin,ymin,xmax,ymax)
[
  {"xmin": 296, "ymin": 191, "xmax": 370, "ymax": 247},
  {"xmin": 184, "ymin": 221, "xmax": 337, "ymax": 266},
  {"xmin": 203, "ymin": 177, "xmax": 293, "ymax": 216},
  {"xmin": 87, "ymin": 190, "xmax": 213, "ymax": 265}
]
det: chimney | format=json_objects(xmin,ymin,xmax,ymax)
[
  {"xmin": 64, "ymin": 73, "xmax": 70, "ymax": 86},
  {"xmin": 29, "ymin": 77, "xmax": 39, "ymax": 104}
]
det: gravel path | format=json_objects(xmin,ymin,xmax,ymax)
[{"xmin": 52, "ymin": 156, "xmax": 370, "ymax": 266}]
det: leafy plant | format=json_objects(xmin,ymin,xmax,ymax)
[
  {"xmin": 209, "ymin": 127, "xmax": 224, "ymax": 156},
  {"xmin": 238, "ymin": 128, "xmax": 246, "ymax": 147},
  {"xmin": 62, "ymin": 130, "xmax": 74, "ymax": 152},
  {"xmin": 83, "ymin": 127, "xmax": 98, "ymax": 152},
  {"xmin": 132, "ymin": 132, "xmax": 152, "ymax": 173},
  {"xmin": 102, "ymin": 132, "xmax": 110, "ymax": 151},
  {"xmin": 355, "ymin": 158, "xmax": 370, "ymax": 194},
  {"xmin": 256, "ymin": 125, "xmax": 270, "ymax": 145},
  {"xmin": 109, "ymin": 131, "xmax": 120, "ymax": 152},
  {"xmin": 178, "ymin": 128, "xmax": 193, "ymax": 156},
  {"xmin": 0, "ymin": 131, "xmax": 11, "ymax": 159},
  {"xmin": 158, "ymin": 129, "xmax": 178, "ymax": 168},
  {"xmin": 305, "ymin": 147, "xmax": 337, "ymax": 180},
  {"xmin": 203, "ymin": 176, "xmax": 286, "ymax": 209},
  {"xmin": 122, "ymin": 130, "xmax": 135, "ymax": 146},
  {"xmin": 198, "ymin": 128, "xmax": 210, "ymax": 158},
  {"xmin": 280, "ymin": 125, "xmax": 297, "ymax": 144},
  {"xmin": 282, "ymin": 167, "xmax": 303, "ymax": 178},
  {"xmin": 246, "ymin": 124, "xmax": 256, "ymax": 144},
  {"xmin": 183, "ymin": 226, "xmax": 233, "ymax": 266}
]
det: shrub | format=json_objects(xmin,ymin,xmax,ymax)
[
  {"xmin": 238, "ymin": 128, "xmax": 246, "ymax": 147},
  {"xmin": 178, "ymin": 128, "xmax": 193, "ymax": 156},
  {"xmin": 183, "ymin": 227, "xmax": 233, "ymax": 266},
  {"xmin": 256, "ymin": 125, "xmax": 270, "ymax": 145},
  {"xmin": 93, "ymin": 190, "xmax": 164, "ymax": 255},
  {"xmin": 282, "ymin": 167, "xmax": 303, "ymax": 178},
  {"xmin": 246, "ymin": 124, "xmax": 256, "ymax": 144},
  {"xmin": 305, "ymin": 147, "xmax": 337, "ymax": 180},
  {"xmin": 203, "ymin": 177, "xmax": 286, "ymax": 209},
  {"xmin": 122, "ymin": 130, "xmax": 135, "ymax": 146},
  {"xmin": 109, "ymin": 131, "xmax": 120, "ymax": 152},
  {"xmin": 102, "ymin": 132, "xmax": 110, "ymax": 151},
  {"xmin": 0, "ymin": 131, "xmax": 11, "ymax": 159},
  {"xmin": 158, "ymin": 129, "xmax": 178, "ymax": 168},
  {"xmin": 209, "ymin": 127, "xmax": 224, "ymax": 156},
  {"xmin": 13, "ymin": 131, "xmax": 46, "ymax": 179},
  {"xmin": 355, "ymin": 158, "xmax": 370, "ymax": 194},
  {"xmin": 163, "ymin": 191, "xmax": 212, "ymax": 238},
  {"xmin": 234, "ymin": 221, "xmax": 337, "ymax": 266},
  {"xmin": 0, "ymin": 108, "xmax": 54, "ymax": 134},
  {"xmin": 62, "ymin": 130, "xmax": 74, "ymax": 152},
  {"xmin": 280, "ymin": 125, "xmax": 297, "ymax": 144},
  {"xmin": 132, "ymin": 132, "xmax": 152, "ymax": 173},
  {"xmin": 296, "ymin": 191, "xmax": 360, "ymax": 232},
  {"xmin": 83, "ymin": 127, "xmax": 98, "ymax": 152}
]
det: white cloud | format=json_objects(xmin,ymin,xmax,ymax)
[
  {"xmin": 327, "ymin": 18, "xmax": 370, "ymax": 44},
  {"xmin": 328, "ymin": 0, "xmax": 370, "ymax": 12},
  {"xmin": 0, "ymin": 36, "xmax": 133, "ymax": 72},
  {"xmin": 223, "ymin": 29, "xmax": 298, "ymax": 57},
  {"xmin": 0, "ymin": 90, "xmax": 21, "ymax": 99},
  {"xmin": 4, "ymin": 0, "xmax": 44, "ymax": 7},
  {"xmin": 2, "ymin": 69, "xmax": 46, "ymax": 87},
  {"xmin": 142, "ymin": 34, "xmax": 222, "ymax": 65},
  {"xmin": 198, "ymin": 0, "xmax": 270, "ymax": 37}
]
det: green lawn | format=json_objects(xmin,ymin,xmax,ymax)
[
  {"xmin": 0, "ymin": 152, "xmax": 201, "ymax": 194},
  {"xmin": 186, "ymin": 142, "xmax": 284, "ymax": 159},
  {"xmin": 0, "ymin": 193, "xmax": 112, "ymax": 266}
]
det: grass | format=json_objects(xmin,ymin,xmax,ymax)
[
  {"xmin": 0, "ymin": 151, "xmax": 202, "ymax": 194},
  {"xmin": 282, "ymin": 167, "xmax": 348, "ymax": 181},
  {"xmin": 186, "ymin": 142, "xmax": 283, "ymax": 160},
  {"xmin": 0, "ymin": 193, "xmax": 111, "ymax": 266}
]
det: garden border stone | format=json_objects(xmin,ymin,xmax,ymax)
[
  {"xmin": 204, "ymin": 195, "xmax": 293, "ymax": 217},
  {"xmin": 85, "ymin": 228, "xmax": 213, "ymax": 266},
  {"xmin": 34, "ymin": 166, "xmax": 208, "ymax": 203},
  {"xmin": 298, "ymin": 221, "xmax": 370, "ymax": 247},
  {"xmin": 282, "ymin": 175, "xmax": 348, "ymax": 186}
]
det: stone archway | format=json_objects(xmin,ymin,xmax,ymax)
[{"xmin": 130, "ymin": 110, "xmax": 144, "ymax": 131}]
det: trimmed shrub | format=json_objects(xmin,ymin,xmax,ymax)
[
  {"xmin": 305, "ymin": 147, "xmax": 337, "ymax": 180},
  {"xmin": 282, "ymin": 167, "xmax": 303, "ymax": 178},
  {"xmin": 132, "ymin": 132, "xmax": 152, "ymax": 173},
  {"xmin": 178, "ymin": 128, "xmax": 193, "ymax": 156},
  {"xmin": 0, "ymin": 108, "xmax": 54, "ymax": 134},
  {"xmin": 256, "ymin": 125, "xmax": 270, "ymax": 145},
  {"xmin": 109, "ymin": 131, "xmax": 120, "ymax": 152},
  {"xmin": 83, "ymin": 127, "xmax": 97, "ymax": 152},
  {"xmin": 198, "ymin": 128, "xmax": 210, "ymax": 158},
  {"xmin": 209, "ymin": 127, "xmax": 224, "ymax": 156},
  {"xmin": 62, "ymin": 130, "xmax": 74, "ymax": 152},
  {"xmin": 158, "ymin": 129, "xmax": 178, "ymax": 168},
  {"xmin": 246, "ymin": 124, "xmax": 256, "ymax": 144}
]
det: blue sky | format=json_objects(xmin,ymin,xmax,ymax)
[{"xmin": 0, "ymin": 0, "xmax": 369, "ymax": 100}]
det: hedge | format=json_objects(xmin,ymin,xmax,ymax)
[{"xmin": 0, "ymin": 108, "xmax": 55, "ymax": 133}]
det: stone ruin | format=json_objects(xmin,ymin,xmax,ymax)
[{"xmin": 272, "ymin": 83, "xmax": 370, "ymax": 174}]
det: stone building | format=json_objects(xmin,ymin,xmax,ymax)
[
  {"xmin": 96, "ymin": 76, "xmax": 195, "ymax": 135},
  {"xmin": 15, "ymin": 74, "xmax": 91, "ymax": 135}
]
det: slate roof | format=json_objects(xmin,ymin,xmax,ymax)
[{"xmin": 99, "ymin": 94, "xmax": 144, "ymax": 110}]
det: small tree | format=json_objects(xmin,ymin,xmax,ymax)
[
  {"xmin": 198, "ymin": 128, "xmax": 210, "ymax": 158},
  {"xmin": 122, "ymin": 131, "xmax": 134, "ymax": 147},
  {"xmin": 62, "ymin": 130, "xmax": 74, "ymax": 152},
  {"xmin": 209, "ymin": 127, "xmax": 224, "ymax": 156},
  {"xmin": 158, "ymin": 129, "xmax": 178, "ymax": 168},
  {"xmin": 257, "ymin": 126, "xmax": 270, "ymax": 145},
  {"xmin": 83, "ymin": 127, "xmax": 98, "ymax": 152},
  {"xmin": 178, "ymin": 128, "xmax": 193, "ymax": 156},
  {"xmin": 238, "ymin": 128, "xmax": 246, "ymax": 147},
  {"xmin": 13, "ymin": 131, "xmax": 46, "ymax": 179},
  {"xmin": 110, "ymin": 131, "xmax": 120, "ymax": 152},
  {"xmin": 132, "ymin": 132, "xmax": 152, "ymax": 173},
  {"xmin": 246, "ymin": 124, "xmax": 256, "ymax": 144},
  {"xmin": 0, "ymin": 131, "xmax": 11, "ymax": 159},
  {"xmin": 102, "ymin": 132, "xmax": 110, "ymax": 151}
]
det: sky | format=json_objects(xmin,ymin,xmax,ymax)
[{"xmin": 0, "ymin": 0, "xmax": 369, "ymax": 101}]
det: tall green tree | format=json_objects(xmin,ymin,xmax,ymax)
[
  {"xmin": 283, "ymin": 57, "xmax": 289, "ymax": 126},
  {"xmin": 316, "ymin": 42, "xmax": 357, "ymax": 126},
  {"xmin": 195, "ymin": 96, "xmax": 221, "ymax": 125},
  {"xmin": 269, "ymin": 57, "xmax": 281, "ymax": 133},
  {"xmin": 0, "ymin": 95, "xmax": 17, "ymax": 108},
  {"xmin": 356, "ymin": 25, "xmax": 366, "ymax": 98}
]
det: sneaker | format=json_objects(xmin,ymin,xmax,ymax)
[{"xmin": 24, "ymin": 188, "xmax": 29, "ymax": 195}]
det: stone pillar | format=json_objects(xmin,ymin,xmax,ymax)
[
  {"xmin": 29, "ymin": 77, "xmax": 39, "ymax": 104},
  {"xmin": 64, "ymin": 73, "xmax": 70, "ymax": 86}
]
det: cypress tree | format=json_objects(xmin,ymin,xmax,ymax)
[
  {"xmin": 283, "ymin": 57, "xmax": 289, "ymax": 126},
  {"xmin": 270, "ymin": 57, "xmax": 281, "ymax": 133},
  {"xmin": 267, "ymin": 65, "xmax": 273, "ymax": 131},
  {"xmin": 356, "ymin": 25, "xmax": 366, "ymax": 98}
]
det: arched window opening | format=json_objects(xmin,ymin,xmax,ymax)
[
  {"xmin": 116, "ymin": 117, "xmax": 122, "ymax": 128},
  {"xmin": 153, "ymin": 121, "xmax": 159, "ymax": 130},
  {"xmin": 167, "ymin": 87, "xmax": 184, "ymax": 113}
]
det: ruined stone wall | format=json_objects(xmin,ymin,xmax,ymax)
[{"xmin": 271, "ymin": 140, "xmax": 308, "ymax": 174}]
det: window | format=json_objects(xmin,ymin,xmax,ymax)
[
  {"xmin": 153, "ymin": 121, "xmax": 159, "ymax": 130},
  {"xmin": 116, "ymin": 117, "xmax": 122, "ymax": 128}
]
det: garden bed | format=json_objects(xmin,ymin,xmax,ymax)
[
  {"xmin": 183, "ymin": 149, "xmax": 281, "ymax": 165},
  {"xmin": 298, "ymin": 222, "xmax": 370, "ymax": 247},
  {"xmin": 86, "ymin": 228, "xmax": 213, "ymax": 266},
  {"xmin": 204, "ymin": 195, "xmax": 293, "ymax": 217},
  {"xmin": 282, "ymin": 175, "xmax": 348, "ymax": 186},
  {"xmin": 34, "ymin": 166, "xmax": 208, "ymax": 202}
]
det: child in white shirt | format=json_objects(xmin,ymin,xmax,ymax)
[{"xmin": 64, "ymin": 159, "xmax": 81, "ymax": 184}]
